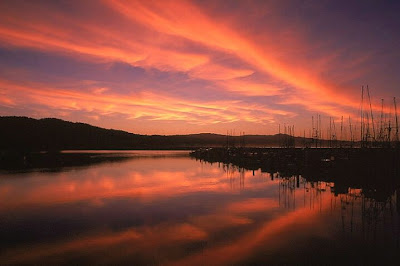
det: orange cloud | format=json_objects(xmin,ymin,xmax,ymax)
[
  {"xmin": 0, "ymin": 79, "xmax": 292, "ymax": 129},
  {"xmin": 1, "ymin": 0, "xmax": 394, "ymax": 134},
  {"xmin": 189, "ymin": 63, "xmax": 254, "ymax": 80},
  {"xmin": 0, "ymin": 3, "xmax": 252, "ymax": 83},
  {"xmin": 218, "ymin": 79, "xmax": 284, "ymax": 97},
  {"xmin": 109, "ymin": 0, "xmax": 397, "ymax": 127},
  {"xmin": 105, "ymin": 0, "xmax": 362, "ymax": 110}
]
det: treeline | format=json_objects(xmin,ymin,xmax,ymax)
[{"xmin": 1, "ymin": 116, "xmax": 305, "ymax": 151}]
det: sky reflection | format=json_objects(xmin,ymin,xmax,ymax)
[{"xmin": 0, "ymin": 153, "xmax": 399, "ymax": 265}]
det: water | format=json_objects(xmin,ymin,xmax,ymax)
[{"xmin": 0, "ymin": 151, "xmax": 399, "ymax": 265}]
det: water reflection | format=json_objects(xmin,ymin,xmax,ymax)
[{"xmin": 0, "ymin": 151, "xmax": 399, "ymax": 265}]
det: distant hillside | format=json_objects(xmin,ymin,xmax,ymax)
[{"xmin": 0, "ymin": 116, "xmax": 309, "ymax": 151}]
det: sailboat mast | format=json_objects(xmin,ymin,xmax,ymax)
[
  {"xmin": 349, "ymin": 116, "xmax": 353, "ymax": 146},
  {"xmin": 367, "ymin": 85, "xmax": 376, "ymax": 142},
  {"xmin": 319, "ymin": 115, "xmax": 322, "ymax": 145},
  {"xmin": 394, "ymin": 97, "xmax": 399, "ymax": 142},
  {"xmin": 330, "ymin": 117, "xmax": 332, "ymax": 147},
  {"xmin": 379, "ymin": 99, "xmax": 384, "ymax": 142},
  {"xmin": 340, "ymin": 116, "xmax": 343, "ymax": 146},
  {"xmin": 361, "ymin": 86, "xmax": 364, "ymax": 146}
]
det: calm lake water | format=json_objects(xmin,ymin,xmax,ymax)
[{"xmin": 1, "ymin": 150, "xmax": 399, "ymax": 265}]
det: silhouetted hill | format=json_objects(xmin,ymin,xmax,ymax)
[
  {"xmin": 0, "ymin": 116, "xmax": 145, "ymax": 150},
  {"xmin": 0, "ymin": 116, "xmax": 310, "ymax": 151}
]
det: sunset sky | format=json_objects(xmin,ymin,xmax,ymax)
[{"xmin": 1, "ymin": 0, "xmax": 399, "ymax": 135}]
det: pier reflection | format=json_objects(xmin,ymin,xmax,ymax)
[{"xmin": 209, "ymin": 156, "xmax": 400, "ymax": 264}]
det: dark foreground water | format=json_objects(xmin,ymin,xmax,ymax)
[{"xmin": 1, "ymin": 151, "xmax": 399, "ymax": 265}]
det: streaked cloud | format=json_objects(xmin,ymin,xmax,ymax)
[{"xmin": 0, "ymin": 0, "xmax": 399, "ymax": 134}]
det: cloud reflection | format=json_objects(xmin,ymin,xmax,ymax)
[{"xmin": 0, "ymin": 155, "xmax": 341, "ymax": 265}]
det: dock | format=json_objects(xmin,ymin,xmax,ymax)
[{"xmin": 190, "ymin": 147, "xmax": 400, "ymax": 201}]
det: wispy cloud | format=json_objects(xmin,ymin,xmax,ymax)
[{"xmin": 0, "ymin": 0, "xmax": 399, "ymax": 134}]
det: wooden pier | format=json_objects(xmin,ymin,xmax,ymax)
[{"xmin": 190, "ymin": 147, "xmax": 400, "ymax": 201}]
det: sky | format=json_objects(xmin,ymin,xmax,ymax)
[{"xmin": 0, "ymin": 0, "xmax": 399, "ymax": 136}]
